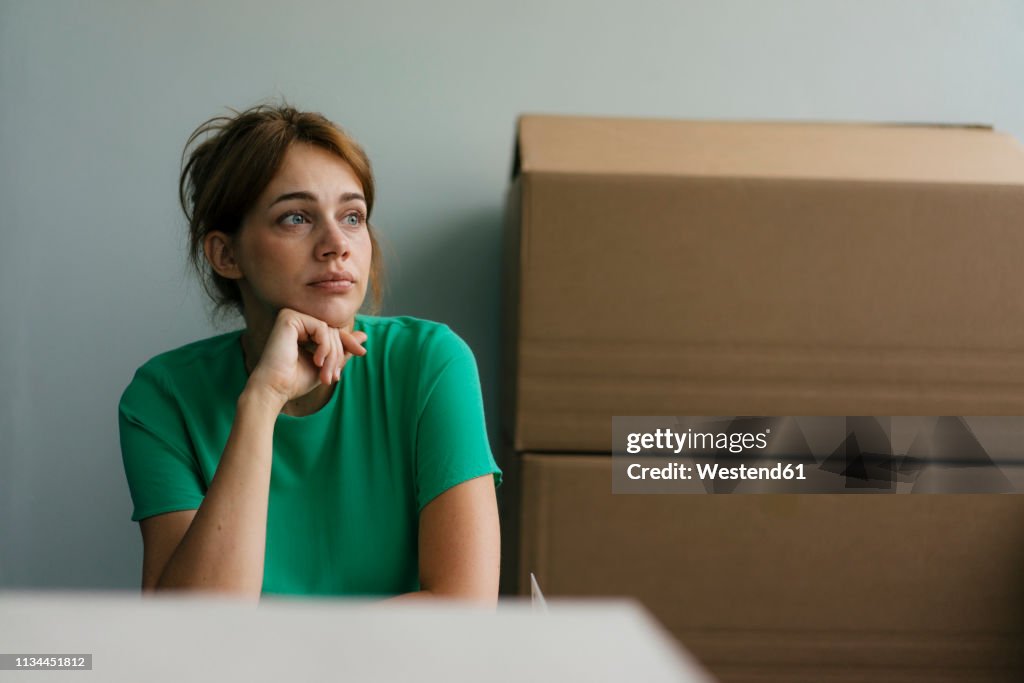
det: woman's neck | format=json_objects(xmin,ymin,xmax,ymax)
[{"xmin": 279, "ymin": 383, "xmax": 336, "ymax": 417}]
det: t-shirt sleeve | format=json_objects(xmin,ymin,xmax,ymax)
[
  {"xmin": 414, "ymin": 327, "xmax": 503, "ymax": 513},
  {"xmin": 118, "ymin": 364, "xmax": 206, "ymax": 522}
]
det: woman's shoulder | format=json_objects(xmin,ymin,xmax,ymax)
[
  {"xmin": 355, "ymin": 314, "xmax": 462, "ymax": 345},
  {"xmin": 354, "ymin": 314, "xmax": 447, "ymax": 335},
  {"xmin": 122, "ymin": 330, "xmax": 244, "ymax": 406},
  {"xmin": 354, "ymin": 315, "xmax": 473, "ymax": 366},
  {"xmin": 137, "ymin": 329, "xmax": 244, "ymax": 376}
]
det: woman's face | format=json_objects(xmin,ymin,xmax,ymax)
[{"xmin": 230, "ymin": 143, "xmax": 372, "ymax": 331}]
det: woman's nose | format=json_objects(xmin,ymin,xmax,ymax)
[{"xmin": 317, "ymin": 220, "xmax": 350, "ymax": 259}]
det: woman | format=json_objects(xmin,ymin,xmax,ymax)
[{"xmin": 118, "ymin": 103, "xmax": 502, "ymax": 604}]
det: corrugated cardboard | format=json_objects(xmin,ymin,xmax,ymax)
[
  {"xmin": 501, "ymin": 114, "xmax": 1024, "ymax": 452},
  {"xmin": 513, "ymin": 453, "xmax": 1024, "ymax": 683}
]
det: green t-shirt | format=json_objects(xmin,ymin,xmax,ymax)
[{"xmin": 118, "ymin": 315, "xmax": 502, "ymax": 597}]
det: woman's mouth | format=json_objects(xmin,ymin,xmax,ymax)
[
  {"xmin": 309, "ymin": 280, "xmax": 354, "ymax": 293},
  {"xmin": 307, "ymin": 272, "xmax": 356, "ymax": 294}
]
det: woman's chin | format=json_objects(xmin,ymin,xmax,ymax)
[{"xmin": 293, "ymin": 298, "xmax": 362, "ymax": 328}]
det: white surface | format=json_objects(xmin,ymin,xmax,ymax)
[{"xmin": 0, "ymin": 592, "xmax": 714, "ymax": 682}]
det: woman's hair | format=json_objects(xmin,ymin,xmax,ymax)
[{"xmin": 179, "ymin": 102, "xmax": 384, "ymax": 318}]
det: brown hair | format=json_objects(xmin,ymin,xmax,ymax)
[{"xmin": 179, "ymin": 102, "xmax": 384, "ymax": 317}]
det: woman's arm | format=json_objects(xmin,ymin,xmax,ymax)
[
  {"xmin": 139, "ymin": 309, "xmax": 365, "ymax": 600},
  {"xmin": 141, "ymin": 385, "xmax": 284, "ymax": 599},
  {"xmin": 383, "ymin": 474, "xmax": 500, "ymax": 607}
]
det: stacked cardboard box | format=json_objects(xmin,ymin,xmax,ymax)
[{"xmin": 498, "ymin": 114, "xmax": 1024, "ymax": 682}]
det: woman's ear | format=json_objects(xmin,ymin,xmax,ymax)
[{"xmin": 204, "ymin": 231, "xmax": 243, "ymax": 280}]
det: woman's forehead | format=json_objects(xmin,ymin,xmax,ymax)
[{"xmin": 263, "ymin": 143, "xmax": 364, "ymax": 203}]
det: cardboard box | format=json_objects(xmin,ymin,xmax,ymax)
[
  {"xmin": 501, "ymin": 115, "xmax": 1024, "ymax": 453},
  {"xmin": 511, "ymin": 453, "xmax": 1024, "ymax": 683}
]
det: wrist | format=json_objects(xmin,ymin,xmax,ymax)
[{"xmin": 239, "ymin": 381, "xmax": 288, "ymax": 415}]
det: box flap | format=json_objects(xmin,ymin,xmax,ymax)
[{"xmin": 513, "ymin": 113, "xmax": 1024, "ymax": 184}]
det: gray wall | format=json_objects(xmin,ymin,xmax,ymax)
[{"xmin": 2, "ymin": 0, "xmax": 1022, "ymax": 589}]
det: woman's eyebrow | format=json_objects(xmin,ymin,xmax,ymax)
[{"xmin": 268, "ymin": 191, "xmax": 366, "ymax": 208}]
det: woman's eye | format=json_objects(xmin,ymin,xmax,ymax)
[
  {"xmin": 343, "ymin": 212, "xmax": 364, "ymax": 226},
  {"xmin": 281, "ymin": 212, "xmax": 308, "ymax": 226}
]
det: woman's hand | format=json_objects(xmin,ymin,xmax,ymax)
[{"xmin": 246, "ymin": 308, "xmax": 367, "ymax": 407}]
